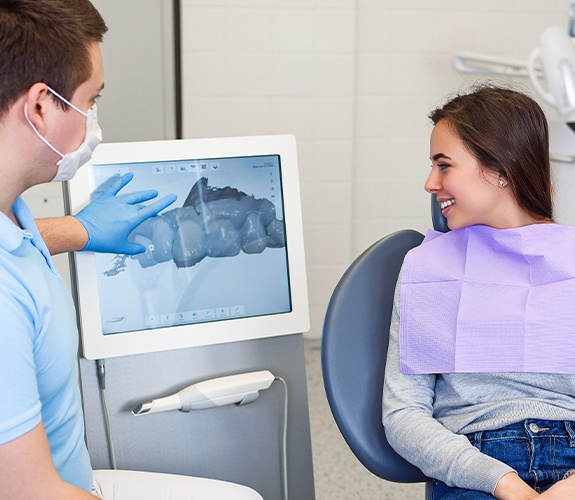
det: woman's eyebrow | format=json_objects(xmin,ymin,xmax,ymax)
[{"xmin": 431, "ymin": 153, "xmax": 451, "ymax": 161}]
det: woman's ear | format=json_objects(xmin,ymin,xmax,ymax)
[{"xmin": 24, "ymin": 83, "xmax": 51, "ymax": 135}]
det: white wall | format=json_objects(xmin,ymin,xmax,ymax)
[{"xmin": 180, "ymin": 0, "xmax": 574, "ymax": 339}]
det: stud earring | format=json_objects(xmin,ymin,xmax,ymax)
[{"xmin": 499, "ymin": 178, "xmax": 506, "ymax": 187}]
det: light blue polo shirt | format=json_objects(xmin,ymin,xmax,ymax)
[{"xmin": 0, "ymin": 198, "xmax": 92, "ymax": 491}]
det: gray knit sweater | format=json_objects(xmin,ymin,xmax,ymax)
[{"xmin": 382, "ymin": 276, "xmax": 575, "ymax": 495}]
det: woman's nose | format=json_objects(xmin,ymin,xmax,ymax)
[{"xmin": 424, "ymin": 167, "xmax": 441, "ymax": 194}]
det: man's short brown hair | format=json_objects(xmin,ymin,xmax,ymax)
[{"xmin": 0, "ymin": 0, "xmax": 107, "ymax": 119}]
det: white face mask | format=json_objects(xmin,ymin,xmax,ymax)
[{"xmin": 24, "ymin": 86, "xmax": 102, "ymax": 182}]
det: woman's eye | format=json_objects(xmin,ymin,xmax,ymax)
[{"xmin": 438, "ymin": 163, "xmax": 450, "ymax": 170}]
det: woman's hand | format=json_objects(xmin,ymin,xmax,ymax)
[
  {"xmin": 538, "ymin": 475, "xmax": 575, "ymax": 499},
  {"xmin": 494, "ymin": 472, "xmax": 540, "ymax": 499}
]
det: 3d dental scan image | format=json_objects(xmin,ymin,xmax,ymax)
[
  {"xmin": 126, "ymin": 176, "xmax": 286, "ymax": 271},
  {"xmin": 91, "ymin": 154, "xmax": 291, "ymax": 336}
]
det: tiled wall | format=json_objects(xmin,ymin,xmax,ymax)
[{"xmin": 180, "ymin": 0, "xmax": 573, "ymax": 338}]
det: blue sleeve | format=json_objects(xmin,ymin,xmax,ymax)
[{"xmin": 0, "ymin": 283, "xmax": 42, "ymax": 444}]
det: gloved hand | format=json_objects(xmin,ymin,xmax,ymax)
[{"xmin": 75, "ymin": 172, "xmax": 177, "ymax": 254}]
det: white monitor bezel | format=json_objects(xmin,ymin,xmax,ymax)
[{"xmin": 66, "ymin": 134, "xmax": 309, "ymax": 359}]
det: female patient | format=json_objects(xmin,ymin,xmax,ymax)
[{"xmin": 382, "ymin": 85, "xmax": 575, "ymax": 500}]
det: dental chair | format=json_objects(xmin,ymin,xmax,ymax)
[{"xmin": 321, "ymin": 196, "xmax": 449, "ymax": 499}]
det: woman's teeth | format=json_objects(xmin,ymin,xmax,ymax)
[{"xmin": 440, "ymin": 199, "xmax": 455, "ymax": 209}]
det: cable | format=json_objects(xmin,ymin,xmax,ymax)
[
  {"xmin": 275, "ymin": 376, "xmax": 289, "ymax": 500},
  {"xmin": 96, "ymin": 359, "xmax": 117, "ymax": 469}
]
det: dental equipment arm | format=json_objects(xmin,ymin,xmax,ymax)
[
  {"xmin": 453, "ymin": 51, "xmax": 538, "ymax": 77},
  {"xmin": 454, "ymin": 26, "xmax": 575, "ymax": 119},
  {"xmin": 132, "ymin": 370, "xmax": 275, "ymax": 416}
]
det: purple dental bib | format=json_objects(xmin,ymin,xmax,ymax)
[{"xmin": 399, "ymin": 224, "xmax": 575, "ymax": 374}]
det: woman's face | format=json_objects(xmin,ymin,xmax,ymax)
[{"xmin": 425, "ymin": 120, "xmax": 503, "ymax": 230}]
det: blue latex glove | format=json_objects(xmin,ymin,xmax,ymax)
[{"xmin": 75, "ymin": 172, "xmax": 177, "ymax": 254}]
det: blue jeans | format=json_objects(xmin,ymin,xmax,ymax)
[{"xmin": 432, "ymin": 419, "xmax": 575, "ymax": 500}]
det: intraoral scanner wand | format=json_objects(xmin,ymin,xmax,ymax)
[{"xmin": 132, "ymin": 370, "xmax": 275, "ymax": 416}]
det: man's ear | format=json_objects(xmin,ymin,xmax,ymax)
[{"xmin": 24, "ymin": 83, "xmax": 52, "ymax": 135}]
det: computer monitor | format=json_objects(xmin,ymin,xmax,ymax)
[{"xmin": 65, "ymin": 135, "xmax": 309, "ymax": 359}]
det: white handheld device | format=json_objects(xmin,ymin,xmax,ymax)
[{"xmin": 132, "ymin": 370, "xmax": 275, "ymax": 416}]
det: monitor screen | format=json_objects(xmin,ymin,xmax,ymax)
[{"xmin": 66, "ymin": 135, "xmax": 309, "ymax": 359}]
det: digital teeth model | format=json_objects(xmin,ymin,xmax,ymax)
[
  {"xmin": 440, "ymin": 199, "xmax": 456, "ymax": 210},
  {"xmin": 125, "ymin": 177, "xmax": 285, "ymax": 270}
]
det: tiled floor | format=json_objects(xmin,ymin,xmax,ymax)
[{"xmin": 304, "ymin": 339, "xmax": 425, "ymax": 500}]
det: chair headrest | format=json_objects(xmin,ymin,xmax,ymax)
[{"xmin": 431, "ymin": 194, "xmax": 450, "ymax": 233}]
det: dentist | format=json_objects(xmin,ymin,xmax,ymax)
[{"xmin": 0, "ymin": 1, "xmax": 260, "ymax": 499}]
